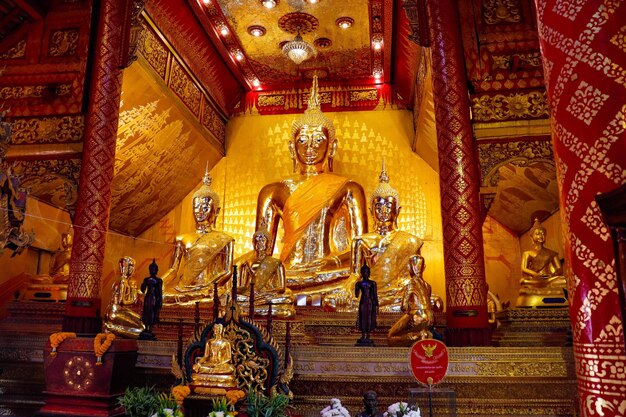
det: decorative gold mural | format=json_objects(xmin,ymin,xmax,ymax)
[{"xmin": 109, "ymin": 62, "xmax": 222, "ymax": 236}]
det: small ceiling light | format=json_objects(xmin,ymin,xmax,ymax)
[
  {"xmin": 234, "ymin": 50, "xmax": 244, "ymax": 61},
  {"xmin": 252, "ymin": 79, "xmax": 261, "ymax": 87},
  {"xmin": 219, "ymin": 24, "xmax": 229, "ymax": 36},
  {"xmin": 262, "ymin": 0, "xmax": 277, "ymax": 8},
  {"xmin": 202, "ymin": 0, "xmax": 210, "ymax": 4},
  {"xmin": 336, "ymin": 17, "xmax": 354, "ymax": 29},
  {"xmin": 374, "ymin": 70, "xmax": 382, "ymax": 80},
  {"xmin": 314, "ymin": 37, "xmax": 332, "ymax": 49},
  {"xmin": 307, "ymin": 0, "xmax": 319, "ymax": 3},
  {"xmin": 247, "ymin": 25, "xmax": 267, "ymax": 37}
]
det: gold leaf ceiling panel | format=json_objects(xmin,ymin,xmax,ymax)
[{"xmin": 109, "ymin": 62, "xmax": 222, "ymax": 237}]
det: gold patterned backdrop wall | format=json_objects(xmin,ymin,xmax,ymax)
[{"xmin": 208, "ymin": 110, "xmax": 446, "ymax": 298}]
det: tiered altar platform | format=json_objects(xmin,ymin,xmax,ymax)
[{"xmin": 0, "ymin": 302, "xmax": 577, "ymax": 417}]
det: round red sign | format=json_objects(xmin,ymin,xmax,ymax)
[{"xmin": 409, "ymin": 339, "xmax": 449, "ymax": 386}]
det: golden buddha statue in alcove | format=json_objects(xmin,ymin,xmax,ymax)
[
  {"xmin": 192, "ymin": 322, "xmax": 236, "ymax": 389},
  {"xmin": 325, "ymin": 162, "xmax": 424, "ymax": 311},
  {"xmin": 103, "ymin": 256, "xmax": 144, "ymax": 338},
  {"xmin": 237, "ymin": 227, "xmax": 296, "ymax": 318},
  {"xmin": 21, "ymin": 228, "xmax": 72, "ymax": 302},
  {"xmin": 161, "ymin": 169, "xmax": 234, "ymax": 305},
  {"xmin": 249, "ymin": 75, "xmax": 368, "ymax": 296},
  {"xmin": 517, "ymin": 218, "xmax": 568, "ymax": 308}
]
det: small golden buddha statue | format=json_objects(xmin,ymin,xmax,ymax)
[
  {"xmin": 161, "ymin": 167, "xmax": 234, "ymax": 305},
  {"xmin": 21, "ymin": 228, "xmax": 72, "ymax": 302},
  {"xmin": 29, "ymin": 229, "xmax": 72, "ymax": 285},
  {"xmin": 387, "ymin": 255, "xmax": 434, "ymax": 346},
  {"xmin": 250, "ymin": 76, "xmax": 368, "ymax": 296},
  {"xmin": 517, "ymin": 218, "xmax": 568, "ymax": 308},
  {"xmin": 326, "ymin": 162, "xmax": 423, "ymax": 311},
  {"xmin": 238, "ymin": 227, "xmax": 296, "ymax": 319},
  {"xmin": 103, "ymin": 256, "xmax": 145, "ymax": 339},
  {"xmin": 192, "ymin": 322, "xmax": 236, "ymax": 389}
]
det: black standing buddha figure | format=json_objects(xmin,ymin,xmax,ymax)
[
  {"xmin": 355, "ymin": 263, "xmax": 378, "ymax": 346},
  {"xmin": 139, "ymin": 259, "xmax": 163, "ymax": 340}
]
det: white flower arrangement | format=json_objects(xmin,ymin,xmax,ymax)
[
  {"xmin": 320, "ymin": 398, "xmax": 351, "ymax": 417},
  {"xmin": 383, "ymin": 402, "xmax": 420, "ymax": 417},
  {"xmin": 207, "ymin": 411, "xmax": 235, "ymax": 417}
]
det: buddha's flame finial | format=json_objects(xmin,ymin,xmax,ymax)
[
  {"xmin": 202, "ymin": 161, "xmax": 212, "ymax": 186},
  {"xmin": 379, "ymin": 158, "xmax": 389, "ymax": 183},
  {"xmin": 308, "ymin": 75, "xmax": 321, "ymax": 110}
]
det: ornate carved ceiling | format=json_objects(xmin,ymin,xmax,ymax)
[{"xmin": 187, "ymin": 0, "xmax": 395, "ymax": 93}]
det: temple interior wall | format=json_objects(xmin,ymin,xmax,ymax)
[{"xmin": 0, "ymin": 109, "xmax": 564, "ymax": 312}]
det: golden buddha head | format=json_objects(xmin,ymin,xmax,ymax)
[
  {"xmin": 290, "ymin": 75, "xmax": 337, "ymax": 173},
  {"xmin": 119, "ymin": 256, "xmax": 136, "ymax": 279},
  {"xmin": 193, "ymin": 167, "xmax": 221, "ymax": 229},
  {"xmin": 370, "ymin": 160, "xmax": 400, "ymax": 228},
  {"xmin": 530, "ymin": 218, "xmax": 546, "ymax": 244},
  {"xmin": 252, "ymin": 227, "xmax": 272, "ymax": 258}
]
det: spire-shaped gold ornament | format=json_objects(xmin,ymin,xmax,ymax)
[
  {"xmin": 371, "ymin": 159, "xmax": 400, "ymax": 203},
  {"xmin": 291, "ymin": 75, "xmax": 336, "ymax": 142},
  {"xmin": 192, "ymin": 162, "xmax": 220, "ymax": 207}
]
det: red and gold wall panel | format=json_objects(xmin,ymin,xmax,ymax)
[{"xmin": 535, "ymin": 0, "xmax": 626, "ymax": 414}]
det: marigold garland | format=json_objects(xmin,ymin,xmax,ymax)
[
  {"xmin": 93, "ymin": 333, "xmax": 116, "ymax": 365},
  {"xmin": 172, "ymin": 385, "xmax": 191, "ymax": 406},
  {"xmin": 49, "ymin": 332, "xmax": 76, "ymax": 356},
  {"xmin": 226, "ymin": 389, "xmax": 245, "ymax": 406}
]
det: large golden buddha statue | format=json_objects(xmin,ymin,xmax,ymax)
[
  {"xmin": 517, "ymin": 218, "xmax": 568, "ymax": 308},
  {"xmin": 103, "ymin": 256, "xmax": 145, "ymax": 339},
  {"xmin": 387, "ymin": 255, "xmax": 434, "ymax": 346},
  {"xmin": 326, "ymin": 162, "xmax": 423, "ymax": 311},
  {"xmin": 238, "ymin": 227, "xmax": 296, "ymax": 318},
  {"xmin": 162, "ymin": 169, "xmax": 234, "ymax": 305},
  {"xmin": 192, "ymin": 322, "xmax": 236, "ymax": 390},
  {"xmin": 252, "ymin": 76, "xmax": 368, "ymax": 295}
]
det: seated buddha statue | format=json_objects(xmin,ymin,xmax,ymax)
[
  {"xmin": 517, "ymin": 218, "xmax": 568, "ymax": 308},
  {"xmin": 250, "ymin": 75, "xmax": 368, "ymax": 296},
  {"xmin": 325, "ymin": 162, "xmax": 423, "ymax": 311},
  {"xmin": 192, "ymin": 322, "xmax": 236, "ymax": 389},
  {"xmin": 387, "ymin": 255, "xmax": 434, "ymax": 346},
  {"xmin": 238, "ymin": 227, "xmax": 296, "ymax": 319},
  {"xmin": 161, "ymin": 169, "xmax": 234, "ymax": 305},
  {"xmin": 21, "ymin": 229, "xmax": 72, "ymax": 302},
  {"xmin": 103, "ymin": 256, "xmax": 145, "ymax": 339}
]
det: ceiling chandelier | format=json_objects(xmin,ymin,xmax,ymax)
[
  {"xmin": 278, "ymin": 12, "xmax": 318, "ymax": 65},
  {"xmin": 282, "ymin": 33, "xmax": 316, "ymax": 65}
]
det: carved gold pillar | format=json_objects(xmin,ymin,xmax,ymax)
[
  {"xmin": 535, "ymin": 1, "xmax": 626, "ymax": 414},
  {"xmin": 426, "ymin": 0, "xmax": 489, "ymax": 345},
  {"xmin": 63, "ymin": 0, "xmax": 131, "ymax": 334}
]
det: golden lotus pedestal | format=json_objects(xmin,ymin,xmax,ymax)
[{"xmin": 190, "ymin": 371, "xmax": 237, "ymax": 396}]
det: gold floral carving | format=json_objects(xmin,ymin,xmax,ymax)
[
  {"xmin": 12, "ymin": 159, "xmax": 81, "ymax": 210},
  {"xmin": 49, "ymin": 29, "xmax": 80, "ymax": 57},
  {"xmin": 139, "ymin": 24, "xmax": 168, "ymax": 78},
  {"xmin": 169, "ymin": 60, "xmax": 201, "ymax": 116},
  {"xmin": 202, "ymin": 103, "xmax": 225, "ymax": 143},
  {"xmin": 477, "ymin": 140, "xmax": 554, "ymax": 186},
  {"xmin": 0, "ymin": 84, "xmax": 72, "ymax": 100},
  {"xmin": 258, "ymin": 95, "xmax": 286, "ymax": 108},
  {"xmin": 10, "ymin": 116, "xmax": 84, "ymax": 144},
  {"xmin": 0, "ymin": 39, "xmax": 26, "ymax": 59},
  {"xmin": 472, "ymin": 91, "xmax": 549, "ymax": 122},
  {"xmin": 349, "ymin": 90, "xmax": 378, "ymax": 102},
  {"xmin": 483, "ymin": 0, "xmax": 522, "ymax": 24},
  {"xmin": 492, "ymin": 52, "xmax": 543, "ymax": 70}
]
